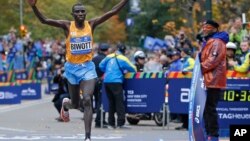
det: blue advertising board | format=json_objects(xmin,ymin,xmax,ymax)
[
  {"xmin": 125, "ymin": 78, "xmax": 166, "ymax": 113},
  {"xmin": 168, "ymin": 78, "xmax": 191, "ymax": 113},
  {"xmin": 21, "ymin": 82, "xmax": 41, "ymax": 100},
  {"xmin": 0, "ymin": 84, "xmax": 21, "ymax": 104},
  {"xmin": 168, "ymin": 76, "xmax": 250, "ymax": 137},
  {"xmin": 102, "ymin": 72, "xmax": 166, "ymax": 113}
]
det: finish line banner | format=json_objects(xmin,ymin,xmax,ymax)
[{"xmin": 102, "ymin": 72, "xmax": 166, "ymax": 113}]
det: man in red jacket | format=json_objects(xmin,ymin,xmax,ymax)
[{"xmin": 200, "ymin": 20, "xmax": 229, "ymax": 141}]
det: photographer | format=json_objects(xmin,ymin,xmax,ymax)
[{"xmin": 51, "ymin": 67, "xmax": 70, "ymax": 122}]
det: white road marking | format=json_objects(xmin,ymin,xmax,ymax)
[
  {"xmin": 0, "ymin": 134, "xmax": 124, "ymax": 140},
  {"xmin": 0, "ymin": 96, "xmax": 52, "ymax": 114},
  {"xmin": 0, "ymin": 127, "xmax": 35, "ymax": 133}
]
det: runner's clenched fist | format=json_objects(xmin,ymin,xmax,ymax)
[{"xmin": 27, "ymin": 0, "xmax": 37, "ymax": 6}]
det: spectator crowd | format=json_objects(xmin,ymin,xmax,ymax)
[{"xmin": 1, "ymin": 17, "xmax": 249, "ymax": 80}]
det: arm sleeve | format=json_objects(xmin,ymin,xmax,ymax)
[
  {"xmin": 120, "ymin": 57, "xmax": 137, "ymax": 72},
  {"xmin": 183, "ymin": 58, "xmax": 195, "ymax": 72},
  {"xmin": 99, "ymin": 57, "xmax": 108, "ymax": 72},
  {"xmin": 201, "ymin": 40, "xmax": 226, "ymax": 73},
  {"xmin": 233, "ymin": 53, "xmax": 250, "ymax": 73},
  {"xmin": 229, "ymin": 33, "xmax": 241, "ymax": 43}
]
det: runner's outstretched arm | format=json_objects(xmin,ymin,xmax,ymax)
[
  {"xmin": 27, "ymin": 0, "xmax": 70, "ymax": 35},
  {"xmin": 89, "ymin": 0, "xmax": 129, "ymax": 32}
]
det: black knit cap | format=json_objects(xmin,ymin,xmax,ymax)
[
  {"xmin": 117, "ymin": 43, "xmax": 126, "ymax": 54},
  {"xmin": 203, "ymin": 20, "xmax": 219, "ymax": 28},
  {"xmin": 99, "ymin": 43, "xmax": 109, "ymax": 51}
]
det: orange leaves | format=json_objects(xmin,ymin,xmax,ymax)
[
  {"xmin": 163, "ymin": 21, "xmax": 176, "ymax": 35},
  {"xmin": 98, "ymin": 15, "xmax": 127, "ymax": 43}
]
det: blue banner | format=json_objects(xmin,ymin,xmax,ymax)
[
  {"xmin": 154, "ymin": 38, "xmax": 167, "ymax": 50},
  {"xmin": 125, "ymin": 78, "xmax": 166, "ymax": 113},
  {"xmin": 21, "ymin": 82, "xmax": 41, "ymax": 100},
  {"xmin": 143, "ymin": 36, "xmax": 155, "ymax": 50},
  {"xmin": 168, "ymin": 78, "xmax": 191, "ymax": 113},
  {"xmin": 102, "ymin": 74, "xmax": 166, "ymax": 113},
  {"xmin": 188, "ymin": 56, "xmax": 206, "ymax": 141},
  {"xmin": 168, "ymin": 73, "xmax": 250, "ymax": 137},
  {"xmin": 143, "ymin": 36, "xmax": 167, "ymax": 51},
  {"xmin": 217, "ymin": 80, "xmax": 250, "ymax": 136},
  {"xmin": 0, "ymin": 85, "xmax": 21, "ymax": 104}
]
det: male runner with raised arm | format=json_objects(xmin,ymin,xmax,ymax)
[{"xmin": 27, "ymin": 0, "xmax": 129, "ymax": 140}]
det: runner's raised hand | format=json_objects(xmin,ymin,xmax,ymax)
[{"xmin": 27, "ymin": 0, "xmax": 37, "ymax": 6}]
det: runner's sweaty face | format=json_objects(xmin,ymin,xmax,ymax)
[{"xmin": 72, "ymin": 5, "xmax": 87, "ymax": 22}]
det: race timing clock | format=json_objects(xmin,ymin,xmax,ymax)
[{"xmin": 221, "ymin": 90, "xmax": 250, "ymax": 102}]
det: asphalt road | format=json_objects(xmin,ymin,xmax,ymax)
[{"xmin": 0, "ymin": 92, "xmax": 229, "ymax": 141}]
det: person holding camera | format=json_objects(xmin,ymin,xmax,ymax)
[{"xmin": 51, "ymin": 68, "xmax": 70, "ymax": 122}]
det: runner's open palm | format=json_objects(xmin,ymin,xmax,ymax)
[{"xmin": 27, "ymin": 0, "xmax": 37, "ymax": 6}]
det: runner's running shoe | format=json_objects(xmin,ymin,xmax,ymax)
[
  {"xmin": 85, "ymin": 138, "xmax": 91, "ymax": 141},
  {"xmin": 60, "ymin": 98, "xmax": 70, "ymax": 122}
]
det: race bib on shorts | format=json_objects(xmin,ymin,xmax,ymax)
[{"xmin": 70, "ymin": 36, "xmax": 92, "ymax": 55}]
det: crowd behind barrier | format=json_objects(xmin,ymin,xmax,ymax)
[{"xmin": 1, "ymin": 16, "xmax": 250, "ymax": 83}]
